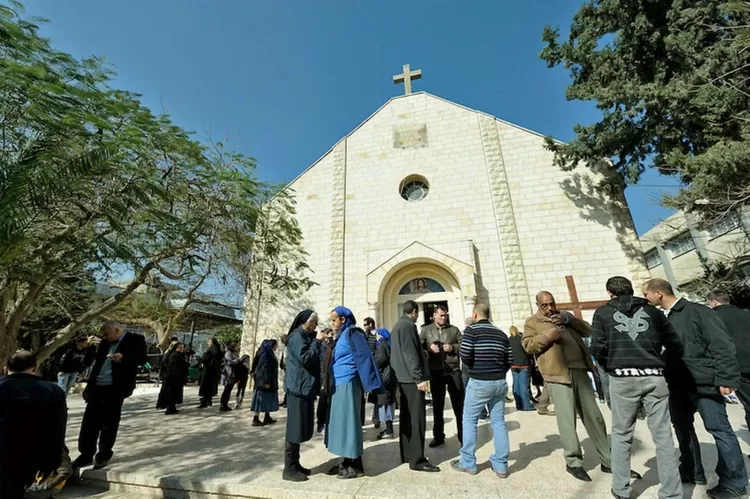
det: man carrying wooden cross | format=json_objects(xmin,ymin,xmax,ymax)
[{"xmin": 522, "ymin": 290, "xmax": 642, "ymax": 484}]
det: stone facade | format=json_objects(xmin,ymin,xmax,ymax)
[{"xmin": 242, "ymin": 92, "xmax": 648, "ymax": 341}]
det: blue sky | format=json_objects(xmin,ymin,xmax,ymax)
[{"xmin": 21, "ymin": 0, "xmax": 679, "ymax": 234}]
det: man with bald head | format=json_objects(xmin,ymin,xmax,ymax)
[
  {"xmin": 523, "ymin": 291, "xmax": 640, "ymax": 483},
  {"xmin": 452, "ymin": 303, "xmax": 512, "ymax": 477},
  {"xmin": 643, "ymin": 279, "xmax": 746, "ymax": 498},
  {"xmin": 73, "ymin": 321, "xmax": 147, "ymax": 470}
]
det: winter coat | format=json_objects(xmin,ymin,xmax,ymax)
[
  {"xmin": 590, "ymin": 296, "xmax": 682, "ymax": 377},
  {"xmin": 0, "ymin": 373, "xmax": 67, "ymax": 487},
  {"xmin": 222, "ymin": 350, "xmax": 240, "ymax": 385},
  {"xmin": 713, "ymin": 304, "xmax": 750, "ymax": 374},
  {"xmin": 58, "ymin": 346, "xmax": 88, "ymax": 374},
  {"xmin": 284, "ymin": 326, "xmax": 322, "ymax": 399},
  {"xmin": 667, "ymin": 298, "xmax": 741, "ymax": 392},
  {"xmin": 509, "ymin": 335, "xmax": 531, "ymax": 367},
  {"xmin": 374, "ymin": 340, "xmax": 397, "ymax": 406},
  {"xmin": 420, "ymin": 323, "xmax": 462, "ymax": 374},
  {"xmin": 164, "ymin": 351, "xmax": 189, "ymax": 384},
  {"xmin": 254, "ymin": 353, "xmax": 279, "ymax": 392},
  {"xmin": 522, "ymin": 311, "xmax": 595, "ymax": 384}
]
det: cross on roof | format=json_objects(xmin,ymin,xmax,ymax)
[
  {"xmin": 556, "ymin": 275, "xmax": 609, "ymax": 319},
  {"xmin": 393, "ymin": 64, "xmax": 422, "ymax": 96}
]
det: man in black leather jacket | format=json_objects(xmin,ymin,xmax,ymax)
[{"xmin": 420, "ymin": 305, "xmax": 463, "ymax": 447}]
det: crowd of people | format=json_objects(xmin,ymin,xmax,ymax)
[{"xmin": 2, "ymin": 275, "xmax": 750, "ymax": 499}]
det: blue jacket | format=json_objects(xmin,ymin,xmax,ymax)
[
  {"xmin": 284, "ymin": 326, "xmax": 322, "ymax": 399},
  {"xmin": 343, "ymin": 327, "xmax": 383, "ymax": 393}
]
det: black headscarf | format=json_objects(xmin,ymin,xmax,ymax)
[{"xmin": 287, "ymin": 309, "xmax": 315, "ymax": 335}]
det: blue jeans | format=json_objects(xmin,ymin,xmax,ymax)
[
  {"xmin": 670, "ymin": 388, "xmax": 748, "ymax": 491},
  {"xmin": 459, "ymin": 378, "xmax": 509, "ymax": 473},
  {"xmin": 378, "ymin": 403, "xmax": 395, "ymax": 422},
  {"xmin": 511, "ymin": 368, "xmax": 535, "ymax": 410},
  {"xmin": 58, "ymin": 372, "xmax": 77, "ymax": 396}
]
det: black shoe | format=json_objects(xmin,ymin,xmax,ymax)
[
  {"xmin": 264, "ymin": 416, "xmax": 277, "ymax": 425},
  {"xmin": 611, "ymin": 489, "xmax": 628, "ymax": 499},
  {"xmin": 197, "ymin": 404, "xmax": 208, "ymax": 409},
  {"xmin": 601, "ymin": 464, "xmax": 642, "ymax": 479},
  {"xmin": 282, "ymin": 469, "xmax": 308, "ymax": 482},
  {"xmin": 92, "ymin": 459, "xmax": 109, "ymax": 471},
  {"xmin": 707, "ymin": 485, "xmax": 748, "ymax": 499},
  {"xmin": 374, "ymin": 422, "xmax": 381, "ymax": 429},
  {"xmin": 219, "ymin": 406, "xmax": 232, "ymax": 412},
  {"xmin": 327, "ymin": 464, "xmax": 343, "ymax": 476},
  {"xmin": 428, "ymin": 438, "xmax": 445, "ymax": 448},
  {"xmin": 336, "ymin": 466, "xmax": 364, "ymax": 479},
  {"xmin": 377, "ymin": 430, "xmax": 395, "ymax": 440},
  {"xmin": 680, "ymin": 473, "xmax": 708, "ymax": 485},
  {"xmin": 165, "ymin": 409, "xmax": 180, "ymax": 415},
  {"xmin": 252, "ymin": 417, "xmax": 266, "ymax": 427},
  {"xmin": 410, "ymin": 461, "xmax": 440, "ymax": 472},
  {"xmin": 566, "ymin": 466, "xmax": 592, "ymax": 482},
  {"xmin": 296, "ymin": 464, "xmax": 311, "ymax": 476},
  {"xmin": 72, "ymin": 456, "xmax": 93, "ymax": 469}
]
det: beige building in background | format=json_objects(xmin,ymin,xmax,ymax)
[
  {"xmin": 242, "ymin": 86, "xmax": 650, "ymax": 343},
  {"xmin": 639, "ymin": 209, "xmax": 750, "ymax": 294}
]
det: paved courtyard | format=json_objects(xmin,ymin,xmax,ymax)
[{"xmin": 59, "ymin": 386, "xmax": 750, "ymax": 499}]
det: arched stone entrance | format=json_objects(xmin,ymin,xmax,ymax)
[
  {"xmin": 381, "ymin": 263, "xmax": 461, "ymax": 326},
  {"xmin": 366, "ymin": 241, "xmax": 477, "ymax": 328}
]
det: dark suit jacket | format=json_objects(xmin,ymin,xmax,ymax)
[
  {"xmin": 85, "ymin": 332, "xmax": 148, "ymax": 399},
  {"xmin": 0, "ymin": 373, "xmax": 67, "ymax": 483},
  {"xmin": 714, "ymin": 304, "xmax": 750, "ymax": 374},
  {"xmin": 391, "ymin": 316, "xmax": 430, "ymax": 384}
]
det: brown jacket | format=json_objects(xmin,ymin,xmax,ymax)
[{"xmin": 522, "ymin": 311, "xmax": 595, "ymax": 384}]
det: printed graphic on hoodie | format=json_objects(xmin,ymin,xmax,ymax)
[{"xmin": 613, "ymin": 308, "xmax": 650, "ymax": 340}]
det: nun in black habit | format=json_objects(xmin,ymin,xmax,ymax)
[
  {"xmin": 163, "ymin": 343, "xmax": 189, "ymax": 415},
  {"xmin": 282, "ymin": 310, "xmax": 327, "ymax": 483},
  {"xmin": 198, "ymin": 338, "xmax": 222, "ymax": 408}
]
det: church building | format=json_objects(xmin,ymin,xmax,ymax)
[{"xmin": 244, "ymin": 65, "xmax": 649, "ymax": 340}]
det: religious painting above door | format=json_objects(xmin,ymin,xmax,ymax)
[{"xmin": 398, "ymin": 277, "xmax": 445, "ymax": 295}]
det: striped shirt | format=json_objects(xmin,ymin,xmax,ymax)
[{"xmin": 460, "ymin": 319, "xmax": 510, "ymax": 381}]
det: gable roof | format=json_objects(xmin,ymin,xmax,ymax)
[{"xmin": 283, "ymin": 91, "xmax": 561, "ymax": 191}]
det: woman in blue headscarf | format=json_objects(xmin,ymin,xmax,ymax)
[
  {"xmin": 374, "ymin": 329, "xmax": 398, "ymax": 439},
  {"xmin": 251, "ymin": 339, "xmax": 279, "ymax": 426},
  {"xmin": 323, "ymin": 306, "xmax": 382, "ymax": 479}
]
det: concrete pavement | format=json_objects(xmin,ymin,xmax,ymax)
[{"xmin": 58, "ymin": 386, "xmax": 750, "ymax": 498}]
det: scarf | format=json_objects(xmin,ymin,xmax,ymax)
[
  {"xmin": 259, "ymin": 339, "xmax": 275, "ymax": 361},
  {"xmin": 288, "ymin": 309, "xmax": 314, "ymax": 335},
  {"xmin": 332, "ymin": 306, "xmax": 356, "ymax": 338},
  {"xmin": 376, "ymin": 328, "xmax": 391, "ymax": 347}
]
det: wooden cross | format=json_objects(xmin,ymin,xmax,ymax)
[
  {"xmin": 393, "ymin": 64, "xmax": 422, "ymax": 95},
  {"xmin": 556, "ymin": 275, "xmax": 609, "ymax": 320}
]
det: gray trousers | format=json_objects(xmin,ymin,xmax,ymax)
[
  {"xmin": 547, "ymin": 369, "xmax": 611, "ymax": 468},
  {"xmin": 610, "ymin": 376, "xmax": 681, "ymax": 499}
]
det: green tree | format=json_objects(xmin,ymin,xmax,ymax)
[
  {"xmin": 0, "ymin": 4, "xmax": 306, "ymax": 367},
  {"xmin": 540, "ymin": 1, "xmax": 750, "ymax": 223}
]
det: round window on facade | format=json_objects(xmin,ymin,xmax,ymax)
[{"xmin": 399, "ymin": 175, "xmax": 429, "ymax": 202}]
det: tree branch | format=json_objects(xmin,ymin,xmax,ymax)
[{"xmin": 34, "ymin": 261, "xmax": 157, "ymax": 365}]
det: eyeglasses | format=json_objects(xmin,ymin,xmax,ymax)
[{"xmin": 539, "ymin": 302, "xmax": 555, "ymax": 309}]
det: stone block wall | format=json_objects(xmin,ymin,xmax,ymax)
[{"xmin": 243, "ymin": 92, "xmax": 649, "ymax": 345}]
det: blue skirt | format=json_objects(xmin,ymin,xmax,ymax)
[
  {"xmin": 325, "ymin": 377, "xmax": 363, "ymax": 459},
  {"xmin": 251, "ymin": 389, "xmax": 279, "ymax": 413}
]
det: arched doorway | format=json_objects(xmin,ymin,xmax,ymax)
[{"xmin": 380, "ymin": 262, "xmax": 463, "ymax": 327}]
